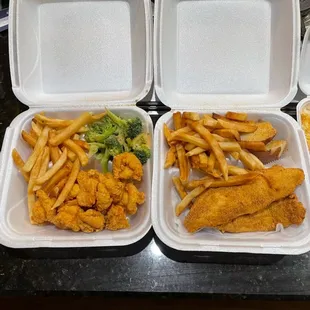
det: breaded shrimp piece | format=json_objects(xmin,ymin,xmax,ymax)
[
  {"xmin": 96, "ymin": 183, "xmax": 113, "ymax": 212},
  {"xmin": 105, "ymin": 205, "xmax": 130, "ymax": 231},
  {"xmin": 76, "ymin": 171, "xmax": 98, "ymax": 207}
]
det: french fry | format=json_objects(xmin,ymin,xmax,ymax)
[
  {"xmin": 225, "ymin": 111, "xmax": 247, "ymax": 122},
  {"xmin": 66, "ymin": 148, "xmax": 77, "ymax": 162},
  {"xmin": 52, "ymin": 159, "xmax": 80, "ymax": 209},
  {"xmin": 176, "ymin": 144, "xmax": 190, "ymax": 183},
  {"xmin": 35, "ymin": 148, "xmax": 68, "ymax": 185},
  {"xmin": 186, "ymin": 176, "xmax": 215, "ymax": 190},
  {"xmin": 164, "ymin": 146, "xmax": 176, "ymax": 169},
  {"xmin": 186, "ymin": 147, "xmax": 205, "ymax": 157},
  {"xmin": 240, "ymin": 122, "xmax": 277, "ymax": 143},
  {"xmin": 190, "ymin": 155, "xmax": 201, "ymax": 169},
  {"xmin": 199, "ymin": 153, "xmax": 208, "ymax": 167},
  {"xmin": 172, "ymin": 176, "xmax": 187, "ymax": 199},
  {"xmin": 173, "ymin": 133, "xmax": 209, "ymax": 149},
  {"xmin": 207, "ymin": 152, "xmax": 216, "ymax": 172},
  {"xmin": 34, "ymin": 114, "xmax": 75, "ymax": 128},
  {"xmin": 219, "ymin": 142, "xmax": 241, "ymax": 152},
  {"xmin": 22, "ymin": 130, "xmax": 37, "ymax": 148},
  {"xmin": 33, "ymin": 147, "xmax": 50, "ymax": 191},
  {"xmin": 92, "ymin": 112, "xmax": 107, "ymax": 121},
  {"xmin": 23, "ymin": 126, "xmax": 50, "ymax": 173},
  {"xmin": 183, "ymin": 112, "xmax": 200, "ymax": 121},
  {"xmin": 184, "ymin": 143, "xmax": 196, "ymax": 151},
  {"xmin": 30, "ymin": 129, "xmax": 37, "ymax": 139},
  {"xmin": 72, "ymin": 134, "xmax": 80, "ymax": 140},
  {"xmin": 170, "ymin": 126, "xmax": 192, "ymax": 139},
  {"xmin": 163, "ymin": 123, "xmax": 173, "ymax": 145},
  {"xmin": 42, "ymin": 163, "xmax": 72, "ymax": 194},
  {"xmin": 239, "ymin": 149, "xmax": 259, "ymax": 170},
  {"xmin": 203, "ymin": 115, "xmax": 218, "ymax": 128},
  {"xmin": 212, "ymin": 134, "xmax": 231, "ymax": 142},
  {"xmin": 176, "ymin": 181, "xmax": 212, "ymax": 216},
  {"xmin": 212, "ymin": 113, "xmax": 228, "ymax": 121},
  {"xmin": 74, "ymin": 140, "xmax": 90, "ymax": 151},
  {"xmin": 207, "ymin": 173, "xmax": 259, "ymax": 188},
  {"xmin": 230, "ymin": 151, "xmax": 240, "ymax": 161},
  {"xmin": 50, "ymin": 145, "xmax": 61, "ymax": 164},
  {"xmin": 31, "ymin": 121, "xmax": 42, "ymax": 137},
  {"xmin": 28, "ymin": 192, "xmax": 36, "ymax": 224},
  {"xmin": 28, "ymin": 152, "xmax": 43, "ymax": 193},
  {"xmin": 174, "ymin": 158, "xmax": 179, "ymax": 168},
  {"xmin": 213, "ymin": 129, "xmax": 241, "ymax": 141},
  {"xmin": 49, "ymin": 112, "xmax": 93, "ymax": 146},
  {"xmin": 217, "ymin": 118, "xmax": 257, "ymax": 133},
  {"xmin": 63, "ymin": 139, "xmax": 88, "ymax": 166},
  {"xmin": 248, "ymin": 153, "xmax": 265, "ymax": 170},
  {"xmin": 238, "ymin": 141, "xmax": 266, "ymax": 152},
  {"xmin": 190, "ymin": 122, "xmax": 228, "ymax": 180},
  {"xmin": 50, "ymin": 177, "xmax": 68, "ymax": 198},
  {"xmin": 173, "ymin": 112, "xmax": 183, "ymax": 130},
  {"xmin": 12, "ymin": 149, "xmax": 30, "ymax": 182},
  {"xmin": 228, "ymin": 165, "xmax": 248, "ymax": 176},
  {"xmin": 64, "ymin": 199, "xmax": 78, "ymax": 206}
]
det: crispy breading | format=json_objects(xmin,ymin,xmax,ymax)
[
  {"xmin": 96, "ymin": 183, "xmax": 113, "ymax": 212},
  {"xmin": 218, "ymin": 194, "xmax": 306, "ymax": 233},
  {"xmin": 76, "ymin": 171, "xmax": 98, "ymax": 207},
  {"xmin": 184, "ymin": 166, "xmax": 305, "ymax": 232},
  {"xmin": 105, "ymin": 205, "xmax": 129, "ymax": 231},
  {"xmin": 113, "ymin": 152, "xmax": 143, "ymax": 181},
  {"xmin": 125, "ymin": 183, "xmax": 145, "ymax": 215},
  {"xmin": 98, "ymin": 173, "xmax": 125, "ymax": 203}
]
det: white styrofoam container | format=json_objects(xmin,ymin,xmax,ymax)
[
  {"xmin": 152, "ymin": 0, "xmax": 310, "ymax": 255},
  {"xmin": 297, "ymin": 27, "xmax": 310, "ymax": 123},
  {"xmin": 0, "ymin": 0, "xmax": 153, "ymax": 248}
]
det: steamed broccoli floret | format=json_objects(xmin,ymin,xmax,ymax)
[
  {"xmin": 133, "ymin": 146, "xmax": 151, "ymax": 165},
  {"xmin": 85, "ymin": 117, "xmax": 117, "ymax": 143},
  {"xmin": 105, "ymin": 135, "xmax": 123, "ymax": 157},
  {"xmin": 128, "ymin": 133, "xmax": 149, "ymax": 149},
  {"xmin": 88, "ymin": 142, "xmax": 105, "ymax": 157},
  {"xmin": 95, "ymin": 149, "xmax": 110, "ymax": 173},
  {"xmin": 106, "ymin": 109, "xmax": 143, "ymax": 139}
]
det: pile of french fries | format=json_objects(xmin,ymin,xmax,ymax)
[
  {"xmin": 163, "ymin": 111, "xmax": 288, "ymax": 217},
  {"xmin": 12, "ymin": 111, "xmax": 105, "ymax": 223}
]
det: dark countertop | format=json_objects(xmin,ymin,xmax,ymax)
[{"xmin": 1, "ymin": 29, "xmax": 310, "ymax": 299}]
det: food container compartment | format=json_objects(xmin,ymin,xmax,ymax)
[
  {"xmin": 0, "ymin": 0, "xmax": 153, "ymax": 248},
  {"xmin": 152, "ymin": 0, "xmax": 310, "ymax": 255},
  {"xmin": 0, "ymin": 107, "xmax": 153, "ymax": 248}
]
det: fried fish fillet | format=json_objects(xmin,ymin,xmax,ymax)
[
  {"xmin": 184, "ymin": 166, "xmax": 305, "ymax": 233},
  {"xmin": 218, "ymin": 194, "xmax": 306, "ymax": 233}
]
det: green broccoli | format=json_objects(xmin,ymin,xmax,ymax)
[
  {"xmin": 133, "ymin": 146, "xmax": 151, "ymax": 165},
  {"xmin": 95, "ymin": 149, "xmax": 110, "ymax": 173},
  {"xmin": 128, "ymin": 133, "xmax": 151, "ymax": 165},
  {"xmin": 88, "ymin": 142, "xmax": 105, "ymax": 157},
  {"xmin": 85, "ymin": 116, "xmax": 117, "ymax": 143},
  {"xmin": 106, "ymin": 109, "xmax": 143, "ymax": 139},
  {"xmin": 105, "ymin": 135, "xmax": 123, "ymax": 157}
]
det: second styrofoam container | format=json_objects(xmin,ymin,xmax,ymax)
[
  {"xmin": 152, "ymin": 0, "xmax": 310, "ymax": 254},
  {"xmin": 0, "ymin": 0, "xmax": 153, "ymax": 248}
]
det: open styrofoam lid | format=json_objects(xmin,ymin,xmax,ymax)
[
  {"xmin": 9, "ymin": 0, "xmax": 153, "ymax": 107},
  {"xmin": 299, "ymin": 27, "xmax": 310, "ymax": 96},
  {"xmin": 154, "ymin": 0, "xmax": 300, "ymax": 110}
]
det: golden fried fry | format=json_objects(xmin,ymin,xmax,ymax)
[
  {"xmin": 52, "ymin": 159, "xmax": 80, "ymax": 209},
  {"xmin": 49, "ymin": 112, "xmax": 93, "ymax": 146},
  {"xmin": 28, "ymin": 152, "xmax": 43, "ymax": 194},
  {"xmin": 239, "ymin": 149, "xmax": 262, "ymax": 170},
  {"xmin": 190, "ymin": 122, "xmax": 228, "ymax": 180},
  {"xmin": 31, "ymin": 121, "xmax": 42, "ymax": 137},
  {"xmin": 186, "ymin": 176, "xmax": 215, "ymax": 190},
  {"xmin": 186, "ymin": 147, "xmax": 205, "ymax": 157},
  {"xmin": 164, "ymin": 146, "xmax": 176, "ymax": 169},
  {"xmin": 74, "ymin": 140, "xmax": 90, "ymax": 151},
  {"xmin": 21, "ymin": 130, "xmax": 37, "ymax": 148},
  {"xmin": 203, "ymin": 114, "xmax": 218, "ymax": 128},
  {"xmin": 23, "ymin": 126, "xmax": 50, "ymax": 173},
  {"xmin": 50, "ymin": 177, "xmax": 68, "ymax": 198},
  {"xmin": 207, "ymin": 152, "xmax": 216, "ymax": 173},
  {"xmin": 163, "ymin": 123, "xmax": 173, "ymax": 146},
  {"xmin": 213, "ymin": 129, "xmax": 241, "ymax": 141},
  {"xmin": 176, "ymin": 144, "xmax": 190, "ymax": 183},
  {"xmin": 49, "ymin": 145, "xmax": 61, "ymax": 164},
  {"xmin": 217, "ymin": 118, "xmax": 257, "ymax": 133},
  {"xmin": 33, "ymin": 147, "xmax": 50, "ymax": 191},
  {"xmin": 183, "ymin": 112, "xmax": 200, "ymax": 121},
  {"xmin": 228, "ymin": 165, "xmax": 248, "ymax": 176},
  {"xmin": 172, "ymin": 176, "xmax": 187, "ymax": 199},
  {"xmin": 170, "ymin": 126, "xmax": 192, "ymax": 140},
  {"xmin": 36, "ymin": 148, "xmax": 68, "ymax": 185},
  {"xmin": 63, "ymin": 139, "xmax": 88, "ymax": 166},
  {"xmin": 184, "ymin": 143, "xmax": 196, "ymax": 151},
  {"xmin": 225, "ymin": 111, "xmax": 247, "ymax": 121},
  {"xmin": 173, "ymin": 112, "xmax": 183, "ymax": 130},
  {"xmin": 12, "ymin": 149, "xmax": 30, "ymax": 182},
  {"xmin": 239, "ymin": 141, "xmax": 266, "ymax": 152},
  {"xmin": 176, "ymin": 181, "xmax": 212, "ymax": 216},
  {"xmin": 199, "ymin": 152, "xmax": 208, "ymax": 167}
]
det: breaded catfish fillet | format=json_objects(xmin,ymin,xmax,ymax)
[
  {"xmin": 184, "ymin": 166, "xmax": 305, "ymax": 233},
  {"xmin": 218, "ymin": 194, "xmax": 306, "ymax": 233}
]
